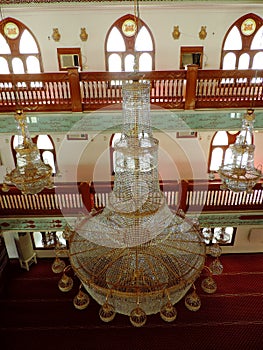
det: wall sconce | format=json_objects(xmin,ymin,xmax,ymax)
[
  {"xmin": 199, "ymin": 26, "xmax": 207, "ymax": 40},
  {"xmin": 80, "ymin": 27, "xmax": 88, "ymax": 42},
  {"xmin": 52, "ymin": 28, "xmax": 61, "ymax": 42},
  {"xmin": 172, "ymin": 25, "xmax": 181, "ymax": 40}
]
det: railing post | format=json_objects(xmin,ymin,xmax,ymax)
[
  {"xmin": 185, "ymin": 64, "xmax": 198, "ymax": 110},
  {"xmin": 178, "ymin": 179, "xmax": 189, "ymax": 213},
  {"xmin": 67, "ymin": 67, "xmax": 82, "ymax": 112},
  {"xmin": 79, "ymin": 182, "xmax": 93, "ymax": 212}
]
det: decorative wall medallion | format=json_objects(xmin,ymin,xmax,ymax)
[
  {"xmin": 241, "ymin": 18, "xmax": 256, "ymax": 36},
  {"xmin": 4, "ymin": 22, "xmax": 19, "ymax": 39},
  {"xmin": 122, "ymin": 19, "xmax": 137, "ymax": 37}
]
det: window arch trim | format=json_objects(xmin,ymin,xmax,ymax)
[
  {"xmin": 220, "ymin": 13, "xmax": 263, "ymax": 69},
  {"xmin": 105, "ymin": 13, "xmax": 155, "ymax": 72},
  {"xmin": 0, "ymin": 17, "xmax": 43, "ymax": 73}
]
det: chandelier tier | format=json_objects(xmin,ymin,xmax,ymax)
[
  {"xmin": 218, "ymin": 109, "xmax": 262, "ymax": 193},
  {"xmin": 56, "ymin": 80, "xmax": 218, "ymax": 327},
  {"xmin": 2, "ymin": 110, "xmax": 53, "ymax": 195}
]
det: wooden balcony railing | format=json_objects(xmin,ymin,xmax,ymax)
[
  {"xmin": 1, "ymin": 179, "xmax": 262, "ymax": 218},
  {"xmin": 0, "ymin": 66, "xmax": 262, "ymax": 113},
  {"xmin": 195, "ymin": 69, "xmax": 263, "ymax": 109}
]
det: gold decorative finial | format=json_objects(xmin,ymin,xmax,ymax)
[
  {"xmin": 199, "ymin": 26, "xmax": 207, "ymax": 40},
  {"xmin": 52, "ymin": 28, "xmax": 61, "ymax": 42},
  {"xmin": 80, "ymin": 28, "xmax": 88, "ymax": 42},
  {"xmin": 172, "ymin": 25, "xmax": 181, "ymax": 40}
]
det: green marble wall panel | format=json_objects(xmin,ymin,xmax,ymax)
[
  {"xmin": 1, "ymin": 213, "xmax": 262, "ymax": 231},
  {"xmin": 1, "ymin": 109, "xmax": 263, "ymax": 134},
  {"xmin": 1, "ymin": 0, "xmax": 260, "ymax": 5}
]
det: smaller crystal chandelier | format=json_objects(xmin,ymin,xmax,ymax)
[
  {"xmin": 2, "ymin": 110, "xmax": 53, "ymax": 195},
  {"xmin": 218, "ymin": 109, "xmax": 262, "ymax": 193}
]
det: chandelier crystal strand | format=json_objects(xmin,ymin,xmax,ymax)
[
  {"xmin": 66, "ymin": 80, "xmax": 207, "ymax": 327},
  {"xmin": 201, "ymin": 266, "xmax": 217, "ymax": 294},
  {"xmin": 99, "ymin": 301, "xmax": 116, "ymax": 322},
  {"xmin": 184, "ymin": 285, "xmax": 201, "ymax": 312},
  {"xmin": 218, "ymin": 109, "xmax": 262, "ymax": 193},
  {"xmin": 207, "ymin": 239, "xmax": 224, "ymax": 275},
  {"xmin": 58, "ymin": 265, "xmax": 73, "ymax": 292},
  {"xmin": 73, "ymin": 284, "xmax": 90, "ymax": 310},
  {"xmin": 2, "ymin": 110, "xmax": 53, "ymax": 195},
  {"xmin": 160, "ymin": 291, "xmax": 177, "ymax": 322},
  {"xmin": 51, "ymin": 256, "xmax": 66, "ymax": 274},
  {"xmin": 51, "ymin": 240, "xmax": 67, "ymax": 274}
]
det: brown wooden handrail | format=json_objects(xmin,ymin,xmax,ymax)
[
  {"xmin": 185, "ymin": 179, "xmax": 263, "ymax": 212},
  {"xmin": 195, "ymin": 69, "xmax": 263, "ymax": 109},
  {"xmin": 0, "ymin": 66, "xmax": 262, "ymax": 113},
  {"xmin": 1, "ymin": 179, "xmax": 262, "ymax": 218},
  {"xmin": 0, "ymin": 71, "xmax": 72, "ymax": 112},
  {"xmin": 0, "ymin": 182, "xmax": 85, "ymax": 217}
]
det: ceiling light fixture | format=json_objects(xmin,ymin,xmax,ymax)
[
  {"xmin": 52, "ymin": 0, "xmax": 220, "ymax": 327},
  {"xmin": 218, "ymin": 109, "xmax": 262, "ymax": 193},
  {"xmin": 53, "ymin": 80, "xmax": 220, "ymax": 327},
  {"xmin": 2, "ymin": 110, "xmax": 53, "ymax": 195}
]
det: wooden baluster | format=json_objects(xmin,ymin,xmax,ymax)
[{"xmin": 179, "ymin": 79, "xmax": 184, "ymax": 101}]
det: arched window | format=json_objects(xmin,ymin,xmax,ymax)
[
  {"xmin": 0, "ymin": 17, "xmax": 43, "ymax": 74},
  {"xmin": 105, "ymin": 14, "xmax": 155, "ymax": 72},
  {"xmin": 221, "ymin": 13, "xmax": 263, "ymax": 69},
  {"xmin": 201, "ymin": 227, "xmax": 236, "ymax": 246},
  {"xmin": 31, "ymin": 231, "xmax": 68, "ymax": 250},
  {"xmin": 110, "ymin": 133, "xmax": 122, "ymax": 175},
  {"xmin": 208, "ymin": 131, "xmax": 239, "ymax": 172},
  {"xmin": 12, "ymin": 134, "xmax": 57, "ymax": 175}
]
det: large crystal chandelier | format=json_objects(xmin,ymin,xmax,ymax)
[
  {"xmin": 2, "ymin": 110, "xmax": 53, "ymax": 195},
  {"xmin": 53, "ymin": 80, "xmax": 220, "ymax": 327},
  {"xmin": 218, "ymin": 109, "xmax": 262, "ymax": 193}
]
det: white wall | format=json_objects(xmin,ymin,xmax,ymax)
[
  {"xmin": 1, "ymin": 130, "xmax": 263, "ymax": 184},
  {"xmin": 3, "ymin": 231, "xmax": 19, "ymax": 258},
  {"xmin": 1, "ymin": 3, "xmax": 263, "ymax": 72},
  {"xmin": 222, "ymin": 225, "xmax": 263, "ymax": 254},
  {"xmin": 42, "ymin": 130, "xmax": 224, "ymax": 183}
]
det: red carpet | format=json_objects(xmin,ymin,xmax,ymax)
[{"xmin": 0, "ymin": 254, "xmax": 262, "ymax": 350}]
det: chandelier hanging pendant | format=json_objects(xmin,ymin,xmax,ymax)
[
  {"xmin": 2, "ymin": 110, "xmax": 53, "ymax": 195},
  {"xmin": 218, "ymin": 109, "xmax": 262, "ymax": 193},
  {"xmin": 54, "ymin": 80, "xmax": 220, "ymax": 327}
]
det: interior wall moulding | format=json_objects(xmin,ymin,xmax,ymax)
[
  {"xmin": 0, "ymin": 0, "xmax": 189, "ymax": 4},
  {"xmin": 0, "ymin": 0, "xmax": 171, "ymax": 4},
  {"xmin": 0, "ymin": 0, "xmax": 254, "ymax": 3}
]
